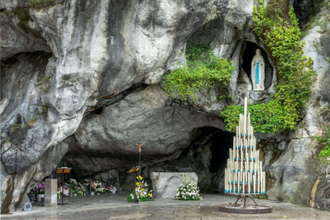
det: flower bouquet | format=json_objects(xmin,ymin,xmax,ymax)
[
  {"xmin": 174, "ymin": 175, "xmax": 201, "ymax": 200},
  {"xmin": 127, "ymin": 175, "xmax": 154, "ymax": 202},
  {"xmin": 36, "ymin": 182, "xmax": 45, "ymax": 202},
  {"xmin": 37, "ymin": 182, "xmax": 45, "ymax": 194},
  {"xmin": 110, "ymin": 186, "xmax": 117, "ymax": 194}
]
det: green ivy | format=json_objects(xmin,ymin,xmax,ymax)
[
  {"xmin": 163, "ymin": 44, "xmax": 234, "ymax": 102},
  {"xmin": 221, "ymin": 0, "xmax": 316, "ymax": 133},
  {"xmin": 317, "ymin": 126, "xmax": 330, "ymax": 164},
  {"xmin": 28, "ymin": 0, "xmax": 55, "ymax": 8}
]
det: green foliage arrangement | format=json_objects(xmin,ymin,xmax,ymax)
[
  {"xmin": 317, "ymin": 126, "xmax": 330, "ymax": 164},
  {"xmin": 221, "ymin": 0, "xmax": 316, "ymax": 133},
  {"xmin": 163, "ymin": 44, "xmax": 234, "ymax": 102}
]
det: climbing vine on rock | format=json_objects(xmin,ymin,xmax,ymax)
[
  {"xmin": 317, "ymin": 126, "xmax": 330, "ymax": 164},
  {"xmin": 221, "ymin": 0, "xmax": 316, "ymax": 133},
  {"xmin": 163, "ymin": 44, "xmax": 234, "ymax": 102}
]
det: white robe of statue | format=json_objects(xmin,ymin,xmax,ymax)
[{"xmin": 251, "ymin": 49, "xmax": 265, "ymax": 90}]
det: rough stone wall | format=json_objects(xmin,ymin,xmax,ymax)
[
  {"xmin": 1, "ymin": 0, "xmax": 329, "ymax": 213},
  {"xmin": 0, "ymin": 0, "xmax": 254, "ymax": 212}
]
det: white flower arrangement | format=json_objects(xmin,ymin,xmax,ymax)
[{"xmin": 174, "ymin": 175, "xmax": 201, "ymax": 200}]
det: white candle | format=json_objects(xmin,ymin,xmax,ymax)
[
  {"xmin": 228, "ymin": 170, "xmax": 230, "ymax": 193},
  {"xmin": 243, "ymin": 172, "xmax": 245, "ymax": 194},
  {"xmin": 229, "ymin": 172, "xmax": 235, "ymax": 192},
  {"xmin": 263, "ymin": 172, "xmax": 266, "ymax": 193},
  {"xmin": 244, "ymin": 98, "xmax": 247, "ymax": 136},
  {"xmin": 225, "ymin": 168, "xmax": 227, "ymax": 192},
  {"xmin": 233, "ymin": 136, "xmax": 236, "ymax": 148},
  {"xmin": 234, "ymin": 172, "xmax": 236, "ymax": 193},
  {"xmin": 259, "ymin": 161, "xmax": 262, "ymax": 193},
  {"xmin": 253, "ymin": 174, "xmax": 256, "ymax": 194},
  {"xmin": 239, "ymin": 115, "xmax": 242, "ymax": 136},
  {"xmin": 233, "ymin": 143, "xmax": 236, "ymax": 160},
  {"xmin": 245, "ymin": 158, "xmax": 249, "ymax": 171},
  {"xmin": 248, "ymin": 113, "xmax": 251, "ymax": 132},
  {"xmin": 245, "ymin": 138, "xmax": 248, "ymax": 159},
  {"xmin": 248, "ymin": 172, "xmax": 251, "ymax": 194},
  {"xmin": 238, "ymin": 172, "xmax": 241, "ymax": 193}
]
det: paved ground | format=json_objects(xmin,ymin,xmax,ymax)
[{"xmin": 0, "ymin": 193, "xmax": 329, "ymax": 220}]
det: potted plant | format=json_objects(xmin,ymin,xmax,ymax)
[
  {"xmin": 127, "ymin": 176, "xmax": 154, "ymax": 202},
  {"xmin": 110, "ymin": 185, "xmax": 117, "ymax": 194},
  {"xmin": 57, "ymin": 187, "xmax": 62, "ymax": 199},
  {"xmin": 90, "ymin": 181, "xmax": 96, "ymax": 195},
  {"xmin": 37, "ymin": 182, "xmax": 45, "ymax": 202},
  {"xmin": 174, "ymin": 175, "xmax": 201, "ymax": 201}
]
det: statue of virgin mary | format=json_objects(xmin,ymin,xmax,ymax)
[{"xmin": 251, "ymin": 49, "xmax": 265, "ymax": 90}]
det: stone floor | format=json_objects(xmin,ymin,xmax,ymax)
[{"xmin": 0, "ymin": 193, "xmax": 329, "ymax": 220}]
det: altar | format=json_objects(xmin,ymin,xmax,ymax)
[{"xmin": 150, "ymin": 172, "xmax": 198, "ymax": 199}]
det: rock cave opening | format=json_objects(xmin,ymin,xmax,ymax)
[
  {"xmin": 241, "ymin": 41, "xmax": 273, "ymax": 90},
  {"xmin": 176, "ymin": 126, "xmax": 234, "ymax": 192},
  {"xmin": 188, "ymin": 126, "xmax": 233, "ymax": 172}
]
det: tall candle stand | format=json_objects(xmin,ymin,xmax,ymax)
[{"xmin": 219, "ymin": 97, "xmax": 272, "ymax": 214}]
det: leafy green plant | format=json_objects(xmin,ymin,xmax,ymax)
[
  {"xmin": 28, "ymin": 0, "xmax": 55, "ymax": 7},
  {"xmin": 221, "ymin": 0, "xmax": 316, "ymax": 133},
  {"xmin": 22, "ymin": 115, "xmax": 37, "ymax": 128},
  {"xmin": 12, "ymin": 124, "xmax": 21, "ymax": 132},
  {"xmin": 163, "ymin": 44, "xmax": 234, "ymax": 102},
  {"xmin": 317, "ymin": 126, "xmax": 330, "ymax": 163}
]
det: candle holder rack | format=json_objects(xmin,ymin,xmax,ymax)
[{"xmin": 219, "ymin": 97, "xmax": 272, "ymax": 214}]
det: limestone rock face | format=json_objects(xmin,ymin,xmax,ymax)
[
  {"xmin": 1, "ymin": 0, "xmax": 255, "ymax": 212},
  {"xmin": 62, "ymin": 85, "xmax": 225, "ymax": 172},
  {"xmin": 1, "ymin": 0, "xmax": 329, "ymax": 213},
  {"xmin": 0, "ymin": 0, "xmax": 28, "ymax": 9},
  {"xmin": 0, "ymin": 142, "xmax": 68, "ymax": 213},
  {"xmin": 0, "ymin": 12, "xmax": 51, "ymax": 60}
]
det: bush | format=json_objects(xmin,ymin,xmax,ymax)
[{"xmin": 164, "ymin": 44, "xmax": 234, "ymax": 102}]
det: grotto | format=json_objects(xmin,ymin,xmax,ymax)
[{"xmin": 1, "ymin": 0, "xmax": 330, "ymax": 218}]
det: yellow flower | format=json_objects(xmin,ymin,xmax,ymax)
[{"xmin": 141, "ymin": 188, "xmax": 144, "ymax": 191}]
